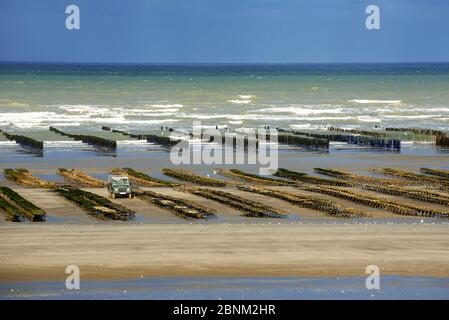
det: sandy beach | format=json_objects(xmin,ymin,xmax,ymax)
[
  {"xmin": 1, "ymin": 146, "xmax": 449, "ymax": 288},
  {"xmin": 1, "ymin": 223, "xmax": 448, "ymax": 282}
]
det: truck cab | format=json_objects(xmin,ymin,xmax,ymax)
[{"xmin": 107, "ymin": 175, "xmax": 133, "ymax": 199}]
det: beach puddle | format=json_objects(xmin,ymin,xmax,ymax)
[{"xmin": 34, "ymin": 173, "xmax": 65, "ymax": 183}]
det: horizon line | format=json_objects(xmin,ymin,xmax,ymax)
[{"xmin": 1, "ymin": 60, "xmax": 449, "ymax": 65}]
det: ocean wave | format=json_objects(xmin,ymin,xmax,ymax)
[
  {"xmin": 51, "ymin": 122, "xmax": 83, "ymax": 127},
  {"xmin": 120, "ymin": 108, "xmax": 180, "ymax": 115},
  {"xmin": 382, "ymin": 114, "xmax": 439, "ymax": 119},
  {"xmin": 357, "ymin": 116, "xmax": 381, "ymax": 123},
  {"xmin": 0, "ymin": 111, "xmax": 87, "ymax": 126},
  {"xmin": 126, "ymin": 119, "xmax": 179, "ymax": 124},
  {"xmin": 256, "ymin": 106, "xmax": 343, "ymax": 115},
  {"xmin": 227, "ymin": 99, "xmax": 252, "ymax": 104},
  {"xmin": 179, "ymin": 114, "xmax": 259, "ymax": 120},
  {"xmin": 143, "ymin": 104, "xmax": 183, "ymax": 109},
  {"xmin": 58, "ymin": 105, "xmax": 182, "ymax": 117},
  {"xmin": 57, "ymin": 105, "xmax": 111, "ymax": 114},
  {"xmin": 2, "ymin": 100, "xmax": 447, "ymax": 131},
  {"xmin": 0, "ymin": 101, "xmax": 30, "ymax": 107},
  {"xmin": 404, "ymin": 107, "xmax": 449, "ymax": 113},
  {"xmin": 289, "ymin": 124, "xmax": 327, "ymax": 130},
  {"xmin": 178, "ymin": 113, "xmax": 356, "ymax": 121},
  {"xmin": 238, "ymin": 95, "xmax": 254, "ymax": 99},
  {"xmin": 0, "ymin": 110, "xmax": 179, "ymax": 129},
  {"xmin": 57, "ymin": 104, "xmax": 182, "ymax": 116},
  {"xmin": 349, "ymin": 99, "xmax": 403, "ymax": 105}
]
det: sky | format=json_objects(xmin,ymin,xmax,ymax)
[{"xmin": 1, "ymin": 0, "xmax": 448, "ymax": 63}]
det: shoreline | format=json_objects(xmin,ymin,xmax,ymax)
[
  {"xmin": 3, "ymin": 275, "xmax": 449, "ymax": 300},
  {"xmin": 1, "ymin": 223, "xmax": 448, "ymax": 282}
]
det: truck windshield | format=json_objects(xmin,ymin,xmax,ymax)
[{"xmin": 112, "ymin": 178, "xmax": 129, "ymax": 186}]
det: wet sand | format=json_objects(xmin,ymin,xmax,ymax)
[
  {"xmin": 1, "ymin": 185, "xmax": 441, "ymax": 224},
  {"xmin": 1, "ymin": 146, "xmax": 449, "ymax": 175},
  {"xmin": 1, "ymin": 147, "xmax": 448, "ymax": 286},
  {"xmin": 0, "ymin": 223, "xmax": 448, "ymax": 282}
]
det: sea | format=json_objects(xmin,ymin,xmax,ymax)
[
  {"xmin": 1, "ymin": 62, "xmax": 449, "ymax": 133},
  {"xmin": 2, "ymin": 276, "xmax": 449, "ymax": 300}
]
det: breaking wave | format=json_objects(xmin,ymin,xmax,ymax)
[
  {"xmin": 349, "ymin": 99, "xmax": 403, "ymax": 105},
  {"xmin": 238, "ymin": 95, "xmax": 254, "ymax": 99},
  {"xmin": 256, "ymin": 106, "xmax": 343, "ymax": 115},
  {"xmin": 227, "ymin": 99, "xmax": 251, "ymax": 104}
]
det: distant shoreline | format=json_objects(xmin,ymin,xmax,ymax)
[{"xmin": 2, "ymin": 61, "xmax": 449, "ymax": 65}]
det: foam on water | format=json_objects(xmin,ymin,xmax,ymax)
[
  {"xmin": 0, "ymin": 107, "xmax": 180, "ymax": 129},
  {"xmin": 227, "ymin": 99, "xmax": 252, "ymax": 104},
  {"xmin": 238, "ymin": 94, "xmax": 254, "ymax": 99},
  {"xmin": 1, "ymin": 63, "xmax": 449, "ymax": 131},
  {"xmin": 143, "ymin": 103, "xmax": 183, "ymax": 109},
  {"xmin": 256, "ymin": 106, "xmax": 344, "ymax": 115},
  {"xmin": 349, "ymin": 99, "xmax": 403, "ymax": 105},
  {"xmin": 289, "ymin": 124, "xmax": 327, "ymax": 130}
]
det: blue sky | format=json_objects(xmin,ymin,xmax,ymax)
[{"xmin": 1, "ymin": 0, "xmax": 448, "ymax": 63}]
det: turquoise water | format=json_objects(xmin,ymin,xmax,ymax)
[{"xmin": 1, "ymin": 63, "xmax": 449, "ymax": 132}]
